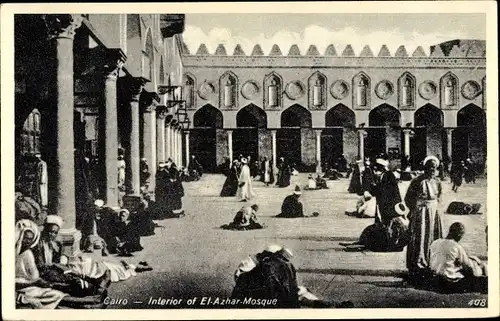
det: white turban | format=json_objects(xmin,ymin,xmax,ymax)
[{"xmin": 45, "ymin": 215, "xmax": 63, "ymax": 228}]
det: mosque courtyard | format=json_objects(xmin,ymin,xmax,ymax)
[{"xmin": 106, "ymin": 173, "xmax": 488, "ymax": 309}]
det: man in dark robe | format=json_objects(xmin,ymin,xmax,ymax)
[
  {"xmin": 231, "ymin": 247, "xmax": 300, "ymax": 308},
  {"xmin": 188, "ymin": 155, "xmax": 203, "ymax": 179},
  {"xmin": 361, "ymin": 159, "xmax": 374, "ymax": 194},
  {"xmin": 348, "ymin": 159, "xmax": 363, "ymax": 195},
  {"xmin": 276, "ymin": 157, "xmax": 291, "ymax": 188},
  {"xmin": 140, "ymin": 158, "xmax": 151, "ymax": 191},
  {"xmin": 371, "ymin": 158, "xmax": 402, "ymax": 226},
  {"xmin": 220, "ymin": 160, "xmax": 240, "ymax": 197},
  {"xmin": 277, "ymin": 186, "xmax": 304, "ymax": 218}
]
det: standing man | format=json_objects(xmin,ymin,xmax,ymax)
[
  {"xmin": 34, "ymin": 153, "xmax": 48, "ymax": 208},
  {"xmin": 371, "ymin": 158, "xmax": 402, "ymax": 226},
  {"xmin": 261, "ymin": 156, "xmax": 274, "ymax": 186},
  {"xmin": 236, "ymin": 158, "xmax": 255, "ymax": 202}
]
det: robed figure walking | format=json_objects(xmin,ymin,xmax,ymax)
[
  {"xmin": 371, "ymin": 158, "xmax": 402, "ymax": 225},
  {"xmin": 236, "ymin": 158, "xmax": 255, "ymax": 202},
  {"xmin": 220, "ymin": 160, "xmax": 240, "ymax": 197}
]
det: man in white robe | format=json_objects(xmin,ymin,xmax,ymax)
[
  {"xmin": 35, "ymin": 154, "xmax": 48, "ymax": 207},
  {"xmin": 236, "ymin": 158, "xmax": 255, "ymax": 202}
]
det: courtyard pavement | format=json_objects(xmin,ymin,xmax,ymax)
[{"xmin": 105, "ymin": 173, "xmax": 488, "ymax": 309}]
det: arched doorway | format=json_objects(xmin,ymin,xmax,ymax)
[
  {"xmin": 455, "ymin": 104, "xmax": 486, "ymax": 170},
  {"xmin": 191, "ymin": 104, "xmax": 223, "ymax": 172},
  {"xmin": 413, "ymin": 104, "xmax": 444, "ymax": 168},
  {"xmin": 322, "ymin": 104, "xmax": 356, "ymax": 167},
  {"xmin": 234, "ymin": 104, "xmax": 267, "ymax": 162},
  {"xmin": 368, "ymin": 104, "xmax": 401, "ymax": 158},
  {"xmin": 279, "ymin": 104, "xmax": 312, "ymax": 169}
]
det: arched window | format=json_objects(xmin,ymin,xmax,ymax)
[
  {"xmin": 440, "ymin": 72, "xmax": 459, "ymax": 109},
  {"xmin": 398, "ymin": 72, "xmax": 416, "ymax": 109},
  {"xmin": 264, "ymin": 72, "xmax": 283, "ymax": 109},
  {"xmin": 21, "ymin": 108, "xmax": 41, "ymax": 155},
  {"xmin": 308, "ymin": 71, "xmax": 327, "ymax": 110},
  {"xmin": 352, "ymin": 72, "xmax": 370, "ymax": 109},
  {"xmin": 219, "ymin": 71, "xmax": 238, "ymax": 109},
  {"xmin": 184, "ymin": 73, "xmax": 196, "ymax": 109}
]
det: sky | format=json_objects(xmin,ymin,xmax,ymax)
[{"xmin": 182, "ymin": 13, "xmax": 486, "ymax": 56}]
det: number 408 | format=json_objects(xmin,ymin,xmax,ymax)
[{"xmin": 468, "ymin": 299, "xmax": 487, "ymax": 307}]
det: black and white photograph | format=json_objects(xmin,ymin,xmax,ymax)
[{"xmin": 1, "ymin": 1, "xmax": 498, "ymax": 319}]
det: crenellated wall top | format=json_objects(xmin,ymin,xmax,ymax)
[{"xmin": 180, "ymin": 41, "xmax": 486, "ymax": 68}]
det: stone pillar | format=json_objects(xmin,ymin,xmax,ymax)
[
  {"xmin": 123, "ymin": 77, "xmax": 148, "ymax": 209},
  {"xmin": 402, "ymin": 129, "xmax": 413, "ymax": 157},
  {"xmin": 227, "ymin": 130, "xmax": 233, "ymax": 163},
  {"xmin": 447, "ymin": 128, "xmax": 453, "ymax": 162},
  {"xmin": 141, "ymin": 92, "xmax": 159, "ymax": 191},
  {"xmin": 271, "ymin": 129, "xmax": 277, "ymax": 171},
  {"xmin": 101, "ymin": 49, "xmax": 126, "ymax": 208},
  {"xmin": 156, "ymin": 106, "xmax": 167, "ymax": 163},
  {"xmin": 177, "ymin": 129, "xmax": 182, "ymax": 167},
  {"xmin": 358, "ymin": 129, "xmax": 367, "ymax": 161},
  {"xmin": 315, "ymin": 129, "xmax": 322, "ymax": 173},
  {"xmin": 43, "ymin": 14, "xmax": 83, "ymax": 257},
  {"xmin": 184, "ymin": 130, "xmax": 190, "ymax": 168},
  {"xmin": 172, "ymin": 126, "xmax": 177, "ymax": 165},
  {"xmin": 166, "ymin": 123, "xmax": 172, "ymax": 161}
]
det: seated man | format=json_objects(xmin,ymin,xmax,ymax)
[
  {"xmin": 277, "ymin": 186, "xmax": 320, "ymax": 218},
  {"xmin": 341, "ymin": 203, "xmax": 410, "ymax": 252},
  {"xmin": 429, "ymin": 222, "xmax": 487, "ymax": 294},
  {"xmin": 232, "ymin": 245, "xmax": 353, "ymax": 308},
  {"xmin": 305, "ymin": 174, "xmax": 318, "ymax": 190},
  {"xmin": 221, "ymin": 204, "xmax": 265, "ymax": 230},
  {"xmin": 82, "ymin": 199, "xmax": 109, "ymax": 255},
  {"xmin": 109, "ymin": 209, "xmax": 143, "ymax": 256},
  {"xmin": 316, "ymin": 175, "xmax": 329, "ymax": 189},
  {"xmin": 345, "ymin": 191, "xmax": 376, "ymax": 218}
]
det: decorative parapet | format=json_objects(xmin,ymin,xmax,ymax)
[
  {"xmin": 324, "ymin": 44, "xmax": 338, "ymax": 56},
  {"xmin": 180, "ymin": 55, "xmax": 485, "ymax": 69}
]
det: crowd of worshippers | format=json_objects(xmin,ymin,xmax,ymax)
[
  {"xmin": 15, "ymin": 215, "xmax": 152, "ymax": 309},
  {"xmin": 220, "ymin": 155, "xmax": 301, "ymax": 199},
  {"xmin": 338, "ymin": 155, "xmax": 487, "ymax": 294}
]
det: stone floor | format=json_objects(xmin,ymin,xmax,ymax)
[{"xmin": 105, "ymin": 173, "xmax": 489, "ymax": 309}]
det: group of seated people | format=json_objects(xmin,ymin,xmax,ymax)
[
  {"xmin": 15, "ymin": 215, "xmax": 152, "ymax": 309},
  {"xmin": 83, "ymin": 200, "xmax": 146, "ymax": 257},
  {"xmin": 305, "ymin": 174, "xmax": 329, "ymax": 190}
]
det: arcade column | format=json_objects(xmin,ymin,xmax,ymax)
[
  {"xmin": 101, "ymin": 49, "xmax": 126, "ymax": 208},
  {"xmin": 141, "ymin": 92, "xmax": 160, "ymax": 191},
  {"xmin": 165, "ymin": 122, "xmax": 172, "ymax": 161},
  {"xmin": 315, "ymin": 129, "xmax": 322, "ymax": 173},
  {"xmin": 271, "ymin": 130, "xmax": 277, "ymax": 171},
  {"xmin": 43, "ymin": 14, "xmax": 83, "ymax": 257},
  {"xmin": 177, "ymin": 128, "xmax": 183, "ymax": 167},
  {"xmin": 402, "ymin": 128, "xmax": 414, "ymax": 157},
  {"xmin": 357, "ymin": 129, "xmax": 367, "ymax": 161},
  {"xmin": 227, "ymin": 130, "xmax": 233, "ymax": 163},
  {"xmin": 123, "ymin": 76, "xmax": 148, "ymax": 210},
  {"xmin": 446, "ymin": 128, "xmax": 453, "ymax": 162},
  {"xmin": 184, "ymin": 130, "xmax": 190, "ymax": 168},
  {"xmin": 156, "ymin": 106, "xmax": 167, "ymax": 163}
]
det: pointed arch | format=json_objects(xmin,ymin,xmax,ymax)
[
  {"xmin": 184, "ymin": 72, "xmax": 196, "ymax": 109},
  {"xmin": 308, "ymin": 71, "xmax": 327, "ymax": 110},
  {"xmin": 369, "ymin": 104, "xmax": 401, "ymax": 127},
  {"xmin": 144, "ymin": 28, "xmax": 154, "ymax": 82},
  {"xmin": 281, "ymin": 104, "xmax": 312, "ymax": 128},
  {"xmin": 457, "ymin": 104, "xmax": 485, "ymax": 128},
  {"xmin": 219, "ymin": 71, "xmax": 238, "ymax": 109},
  {"xmin": 264, "ymin": 71, "xmax": 283, "ymax": 110},
  {"xmin": 325, "ymin": 104, "xmax": 356, "ymax": 127},
  {"xmin": 415, "ymin": 104, "xmax": 443, "ymax": 127},
  {"xmin": 398, "ymin": 72, "xmax": 416, "ymax": 110},
  {"xmin": 159, "ymin": 56, "xmax": 165, "ymax": 84},
  {"xmin": 237, "ymin": 104, "xmax": 267, "ymax": 128},
  {"xmin": 440, "ymin": 72, "xmax": 459, "ymax": 109},
  {"xmin": 193, "ymin": 104, "xmax": 223, "ymax": 128},
  {"xmin": 352, "ymin": 72, "xmax": 371, "ymax": 110}
]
